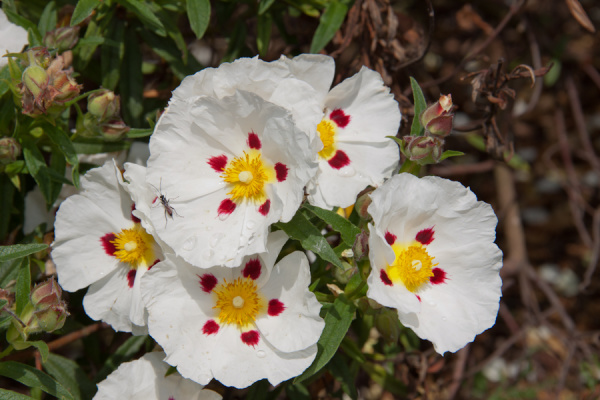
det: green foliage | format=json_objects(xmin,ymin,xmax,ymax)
[
  {"xmin": 310, "ymin": 1, "xmax": 349, "ymax": 54},
  {"xmin": 409, "ymin": 77, "xmax": 427, "ymax": 137},
  {"xmin": 0, "ymin": 361, "xmax": 74, "ymax": 400}
]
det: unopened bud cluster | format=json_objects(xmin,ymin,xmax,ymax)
[
  {"xmin": 403, "ymin": 94, "xmax": 454, "ymax": 164},
  {"xmin": 18, "ymin": 49, "xmax": 81, "ymax": 115},
  {"xmin": 0, "ymin": 137, "xmax": 21, "ymax": 164},
  {"xmin": 43, "ymin": 26, "xmax": 80, "ymax": 53},
  {"xmin": 78, "ymin": 89, "xmax": 130, "ymax": 140}
]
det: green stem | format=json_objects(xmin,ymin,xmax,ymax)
[{"xmin": 398, "ymin": 159, "xmax": 421, "ymax": 176}]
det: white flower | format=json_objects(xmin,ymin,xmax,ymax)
[
  {"xmin": 171, "ymin": 54, "xmax": 334, "ymax": 151},
  {"xmin": 141, "ymin": 231, "xmax": 325, "ymax": 388},
  {"xmin": 0, "ymin": 9, "xmax": 28, "ymax": 67},
  {"xmin": 94, "ymin": 351, "xmax": 222, "ymax": 400},
  {"xmin": 52, "ymin": 161, "xmax": 164, "ymax": 333},
  {"xmin": 366, "ymin": 173, "xmax": 503, "ymax": 354},
  {"xmin": 146, "ymin": 90, "xmax": 317, "ymax": 269},
  {"xmin": 306, "ymin": 67, "xmax": 401, "ymax": 209}
]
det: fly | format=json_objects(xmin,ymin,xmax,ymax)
[{"xmin": 151, "ymin": 178, "xmax": 182, "ymax": 227}]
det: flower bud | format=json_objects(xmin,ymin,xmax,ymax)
[
  {"xmin": 0, "ymin": 137, "xmax": 21, "ymax": 164},
  {"xmin": 426, "ymin": 115, "xmax": 454, "ymax": 138},
  {"xmin": 404, "ymin": 136, "xmax": 443, "ymax": 162},
  {"xmin": 420, "ymin": 94, "xmax": 453, "ymax": 128},
  {"xmin": 21, "ymin": 64, "xmax": 49, "ymax": 100},
  {"xmin": 30, "ymin": 278, "xmax": 62, "ymax": 308},
  {"xmin": 352, "ymin": 229, "xmax": 369, "ymax": 261},
  {"xmin": 33, "ymin": 303, "xmax": 68, "ymax": 332},
  {"xmin": 88, "ymin": 90, "xmax": 120, "ymax": 120},
  {"xmin": 100, "ymin": 118, "xmax": 130, "ymax": 141},
  {"xmin": 44, "ymin": 26, "xmax": 80, "ymax": 52},
  {"xmin": 375, "ymin": 309, "xmax": 401, "ymax": 343},
  {"xmin": 51, "ymin": 70, "xmax": 81, "ymax": 102},
  {"xmin": 354, "ymin": 190, "xmax": 373, "ymax": 220}
]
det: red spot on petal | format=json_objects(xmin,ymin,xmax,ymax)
[
  {"xmin": 152, "ymin": 196, "xmax": 158, "ymax": 204},
  {"xmin": 416, "ymin": 295, "xmax": 421, "ymax": 302},
  {"xmin": 208, "ymin": 154, "xmax": 228, "ymax": 172},
  {"xmin": 268, "ymin": 299, "xmax": 285, "ymax": 316},
  {"xmin": 100, "ymin": 233, "xmax": 117, "ymax": 256},
  {"xmin": 416, "ymin": 227, "xmax": 435, "ymax": 245},
  {"xmin": 202, "ymin": 320, "xmax": 219, "ymax": 335},
  {"xmin": 149, "ymin": 259, "xmax": 160, "ymax": 270},
  {"xmin": 258, "ymin": 199, "xmax": 270, "ymax": 216},
  {"xmin": 384, "ymin": 231, "xmax": 396, "ymax": 245},
  {"xmin": 430, "ymin": 268, "xmax": 447, "ymax": 285},
  {"xmin": 242, "ymin": 258, "xmax": 262, "ymax": 280},
  {"xmin": 131, "ymin": 204, "xmax": 141, "ymax": 223},
  {"xmin": 169, "ymin": 397, "xmax": 175, "ymax": 400},
  {"xmin": 199, "ymin": 273, "xmax": 218, "ymax": 293},
  {"xmin": 127, "ymin": 269, "xmax": 136, "ymax": 288},
  {"xmin": 241, "ymin": 330, "xmax": 260, "ymax": 347},
  {"xmin": 274, "ymin": 162, "xmax": 288, "ymax": 182},
  {"xmin": 247, "ymin": 132, "xmax": 261, "ymax": 149},
  {"xmin": 328, "ymin": 150, "xmax": 350, "ymax": 169},
  {"xmin": 218, "ymin": 199, "xmax": 236, "ymax": 216},
  {"xmin": 380, "ymin": 270, "xmax": 393, "ymax": 286},
  {"xmin": 330, "ymin": 109, "xmax": 350, "ymax": 128}
]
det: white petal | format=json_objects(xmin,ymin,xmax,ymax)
[
  {"xmin": 255, "ymin": 252, "xmax": 325, "ymax": 353},
  {"xmin": 94, "ymin": 351, "xmax": 221, "ymax": 400},
  {"xmin": 53, "ymin": 162, "xmax": 133, "ymax": 291}
]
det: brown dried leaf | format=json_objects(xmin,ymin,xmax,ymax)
[{"xmin": 565, "ymin": 0, "xmax": 596, "ymax": 33}]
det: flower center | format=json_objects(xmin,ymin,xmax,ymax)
[
  {"xmin": 317, "ymin": 119, "xmax": 337, "ymax": 160},
  {"xmin": 222, "ymin": 151, "xmax": 271, "ymax": 203},
  {"xmin": 213, "ymin": 277, "xmax": 265, "ymax": 328},
  {"xmin": 386, "ymin": 242, "xmax": 437, "ymax": 292},
  {"xmin": 111, "ymin": 224, "xmax": 156, "ymax": 269}
]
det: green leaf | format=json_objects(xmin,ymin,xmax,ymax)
[
  {"xmin": 0, "ymin": 66, "xmax": 12, "ymax": 97},
  {"xmin": 257, "ymin": 12, "xmax": 272, "ymax": 57},
  {"xmin": 0, "ymin": 244, "xmax": 48, "ymax": 263},
  {"xmin": 72, "ymin": 137, "xmax": 131, "ymax": 154},
  {"xmin": 409, "ymin": 77, "xmax": 427, "ymax": 136},
  {"xmin": 42, "ymin": 123, "xmax": 79, "ymax": 183},
  {"xmin": 16, "ymin": 341, "xmax": 49, "ymax": 363},
  {"xmin": 43, "ymin": 353, "xmax": 97, "ymax": 400},
  {"xmin": 101, "ymin": 18, "xmax": 125, "ymax": 91},
  {"xmin": 0, "ymin": 258, "xmax": 21, "ymax": 288},
  {"xmin": 329, "ymin": 353, "xmax": 358, "ymax": 400},
  {"xmin": 258, "ymin": 0, "xmax": 276, "ymax": 15},
  {"xmin": 71, "ymin": 0, "xmax": 101, "ymax": 26},
  {"xmin": 0, "ymin": 389, "xmax": 36, "ymax": 400},
  {"xmin": 126, "ymin": 128, "xmax": 153, "ymax": 138},
  {"xmin": 21, "ymin": 136, "xmax": 57, "ymax": 206},
  {"xmin": 120, "ymin": 26, "xmax": 144, "ymax": 127},
  {"xmin": 38, "ymin": 2, "xmax": 57, "ymax": 37},
  {"xmin": 94, "ymin": 335, "xmax": 148, "ymax": 383},
  {"xmin": 138, "ymin": 29, "xmax": 202, "ymax": 80},
  {"xmin": 439, "ymin": 150, "xmax": 464, "ymax": 161},
  {"xmin": 0, "ymin": 361, "xmax": 74, "ymax": 400},
  {"xmin": 187, "ymin": 0, "xmax": 210, "ymax": 39},
  {"xmin": 119, "ymin": 0, "xmax": 166, "ymax": 36},
  {"xmin": 15, "ymin": 257, "xmax": 30, "ymax": 315},
  {"xmin": 309, "ymin": 1, "xmax": 348, "ymax": 54},
  {"xmin": 75, "ymin": 19, "xmax": 101, "ymax": 67},
  {"xmin": 303, "ymin": 204, "xmax": 361, "ymax": 247},
  {"xmin": 276, "ymin": 212, "xmax": 344, "ymax": 269},
  {"xmin": 295, "ymin": 294, "xmax": 355, "ymax": 383},
  {"xmin": 222, "ymin": 23, "xmax": 246, "ymax": 62}
]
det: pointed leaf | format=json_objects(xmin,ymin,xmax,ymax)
[
  {"xmin": 38, "ymin": 2, "xmax": 57, "ymax": 36},
  {"xmin": 0, "ymin": 389, "xmax": 35, "ymax": 400},
  {"xmin": 303, "ymin": 204, "xmax": 361, "ymax": 247},
  {"xmin": 309, "ymin": 1, "xmax": 348, "ymax": 54},
  {"xmin": 15, "ymin": 257, "xmax": 30, "ymax": 315},
  {"xmin": 0, "ymin": 361, "xmax": 74, "ymax": 400},
  {"xmin": 94, "ymin": 335, "xmax": 148, "ymax": 383},
  {"xmin": 257, "ymin": 12, "xmax": 272, "ymax": 57},
  {"xmin": 409, "ymin": 77, "xmax": 427, "ymax": 136},
  {"xmin": 43, "ymin": 353, "xmax": 97, "ymax": 400},
  {"xmin": 0, "ymin": 244, "xmax": 47, "ymax": 263},
  {"xmin": 295, "ymin": 294, "xmax": 355, "ymax": 382},
  {"xmin": 439, "ymin": 150, "xmax": 464, "ymax": 161},
  {"xmin": 119, "ymin": 0, "xmax": 166, "ymax": 36},
  {"xmin": 71, "ymin": 0, "xmax": 101, "ymax": 26},
  {"xmin": 276, "ymin": 213, "xmax": 344, "ymax": 269},
  {"xmin": 187, "ymin": 0, "xmax": 211, "ymax": 39}
]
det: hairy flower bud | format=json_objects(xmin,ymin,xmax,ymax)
[
  {"xmin": 44, "ymin": 26, "xmax": 80, "ymax": 52},
  {"xmin": 30, "ymin": 278, "xmax": 62, "ymax": 308},
  {"xmin": 404, "ymin": 136, "xmax": 443, "ymax": 163},
  {"xmin": 375, "ymin": 309, "xmax": 401, "ymax": 343},
  {"xmin": 0, "ymin": 137, "xmax": 21, "ymax": 164},
  {"xmin": 21, "ymin": 64, "xmax": 49, "ymax": 100},
  {"xmin": 88, "ymin": 89, "xmax": 120, "ymax": 120},
  {"xmin": 100, "ymin": 118, "xmax": 130, "ymax": 141},
  {"xmin": 420, "ymin": 94, "xmax": 454, "ymax": 138}
]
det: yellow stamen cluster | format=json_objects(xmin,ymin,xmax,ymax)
[
  {"xmin": 111, "ymin": 224, "xmax": 156, "ymax": 269},
  {"xmin": 213, "ymin": 277, "xmax": 265, "ymax": 328},
  {"xmin": 317, "ymin": 119, "xmax": 337, "ymax": 160},
  {"xmin": 222, "ymin": 151, "xmax": 271, "ymax": 203},
  {"xmin": 386, "ymin": 242, "xmax": 437, "ymax": 293}
]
